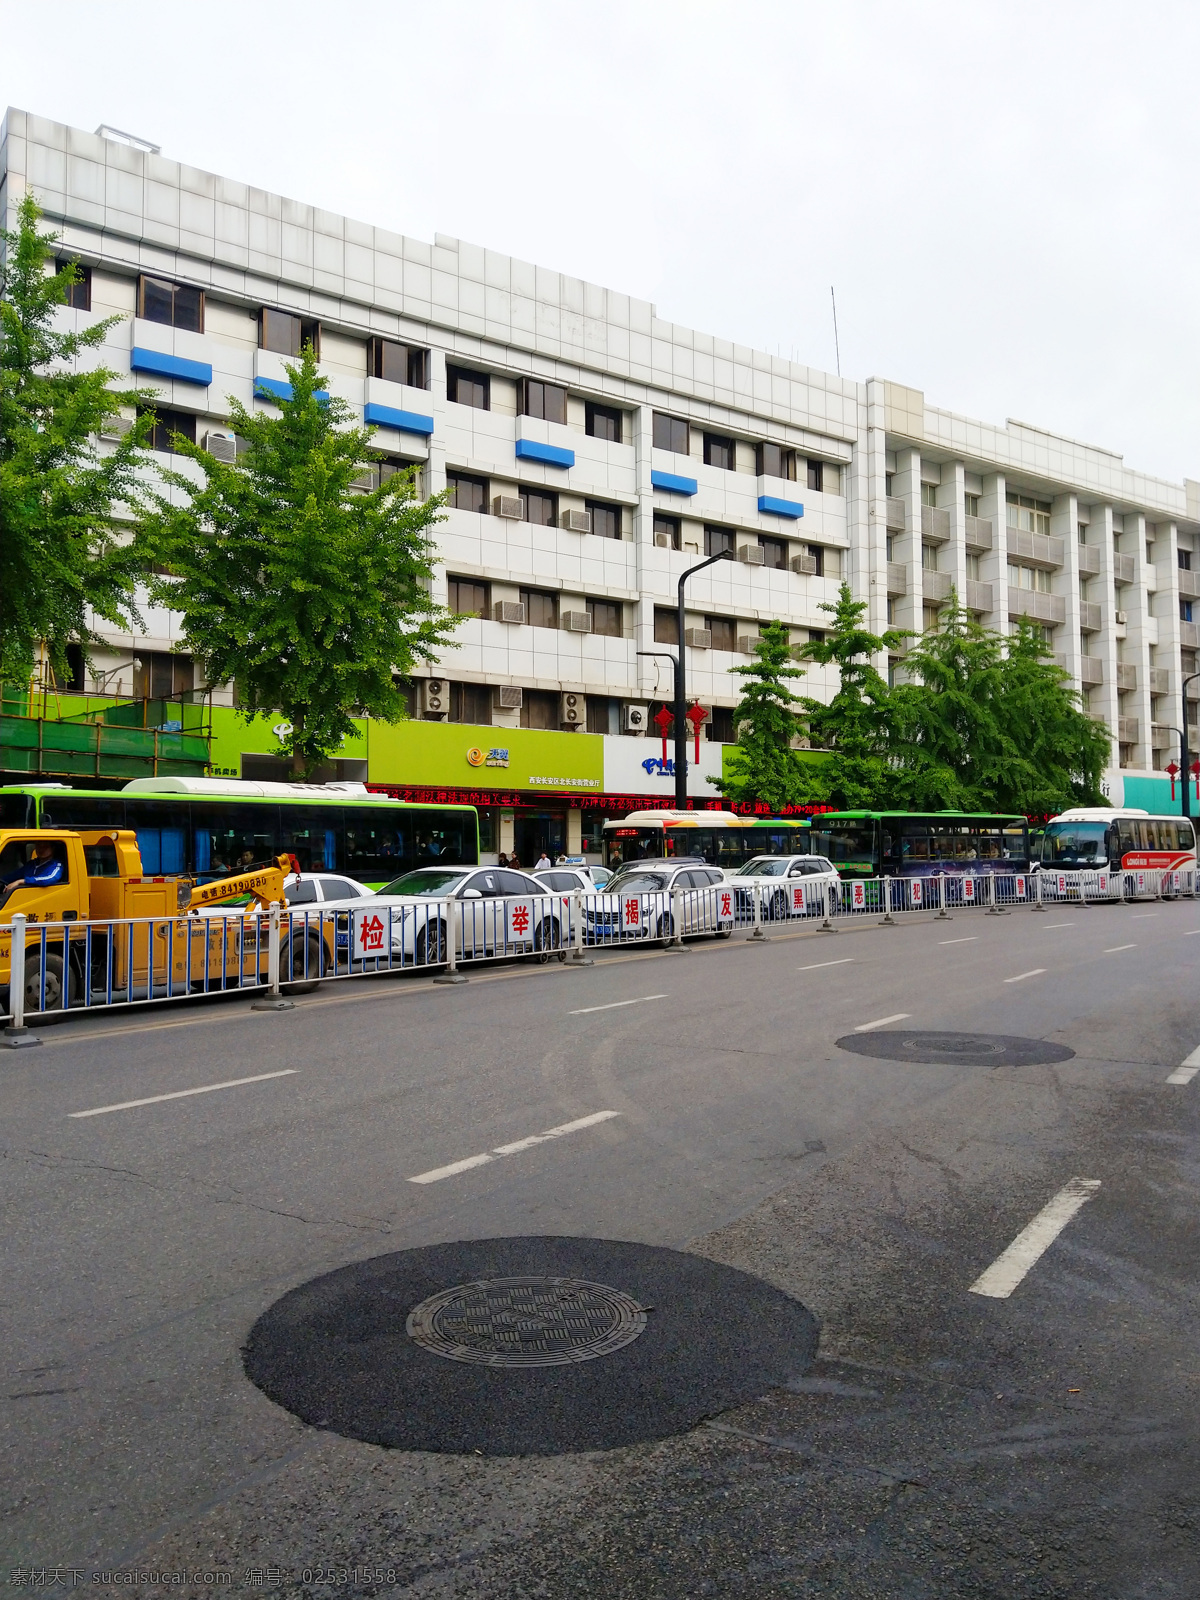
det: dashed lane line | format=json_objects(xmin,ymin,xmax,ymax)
[
  {"xmin": 1165, "ymin": 1045, "xmax": 1200, "ymax": 1085},
  {"xmin": 1042, "ymin": 922, "xmax": 1075, "ymax": 929},
  {"xmin": 1003, "ymin": 969, "xmax": 1046, "ymax": 983},
  {"xmin": 854, "ymin": 1013, "xmax": 911, "ymax": 1033},
  {"xmin": 408, "ymin": 1110, "xmax": 622, "ymax": 1184},
  {"xmin": 1104, "ymin": 944, "xmax": 1137, "ymax": 954},
  {"xmin": 1131, "ymin": 914, "xmax": 1159, "ymax": 919},
  {"xmin": 69, "ymin": 1069, "xmax": 297, "ymax": 1119},
  {"xmin": 798, "ymin": 959, "xmax": 855, "ymax": 971},
  {"xmin": 569, "ymin": 994, "xmax": 667, "ymax": 1015},
  {"xmin": 969, "ymin": 1178, "xmax": 1101, "ymax": 1299},
  {"xmin": 938, "ymin": 937, "xmax": 977, "ymax": 945}
]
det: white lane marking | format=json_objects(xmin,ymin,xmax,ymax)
[
  {"xmin": 854, "ymin": 1013, "xmax": 911, "ymax": 1032},
  {"xmin": 1104, "ymin": 944, "xmax": 1137, "ymax": 953},
  {"xmin": 408, "ymin": 1110, "xmax": 621, "ymax": 1184},
  {"xmin": 798, "ymin": 958, "xmax": 856, "ymax": 971},
  {"xmin": 969, "ymin": 1178, "xmax": 1101, "ymax": 1299},
  {"xmin": 1131, "ymin": 914, "xmax": 1158, "ymax": 919},
  {"xmin": 69, "ymin": 1069, "xmax": 296, "ymax": 1119},
  {"xmin": 569, "ymin": 994, "xmax": 666, "ymax": 1016},
  {"xmin": 1166, "ymin": 1044, "xmax": 1200, "ymax": 1085},
  {"xmin": 1003, "ymin": 969, "xmax": 1045, "ymax": 983},
  {"xmin": 1183, "ymin": 930, "xmax": 1200, "ymax": 936},
  {"xmin": 1042, "ymin": 922, "xmax": 1074, "ymax": 929},
  {"xmin": 938, "ymin": 937, "xmax": 977, "ymax": 945}
]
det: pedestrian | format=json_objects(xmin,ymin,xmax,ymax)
[
  {"xmin": 498, "ymin": 852, "xmax": 508, "ymax": 867},
  {"xmin": 508, "ymin": 849, "xmax": 522, "ymax": 869},
  {"xmin": 534, "ymin": 848, "xmax": 552, "ymax": 870}
]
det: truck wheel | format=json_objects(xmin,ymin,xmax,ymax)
[
  {"xmin": 281, "ymin": 933, "xmax": 325, "ymax": 995},
  {"xmin": 24, "ymin": 952, "xmax": 78, "ymax": 1014}
]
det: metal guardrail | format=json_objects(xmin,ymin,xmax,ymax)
[{"xmin": 2, "ymin": 869, "xmax": 1196, "ymax": 1034}]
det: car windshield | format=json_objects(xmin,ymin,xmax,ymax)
[
  {"xmin": 735, "ymin": 858, "xmax": 788, "ymax": 877},
  {"xmin": 1039, "ymin": 822, "xmax": 1110, "ymax": 865},
  {"xmin": 609, "ymin": 872, "xmax": 667, "ymax": 893},
  {"xmin": 376, "ymin": 868, "xmax": 469, "ymax": 896}
]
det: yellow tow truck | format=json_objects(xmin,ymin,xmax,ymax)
[{"xmin": 0, "ymin": 828, "xmax": 333, "ymax": 1015}]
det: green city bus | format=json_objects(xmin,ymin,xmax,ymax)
[
  {"xmin": 0, "ymin": 777, "xmax": 479, "ymax": 886},
  {"xmin": 807, "ymin": 810, "xmax": 1030, "ymax": 878},
  {"xmin": 602, "ymin": 809, "xmax": 812, "ymax": 870}
]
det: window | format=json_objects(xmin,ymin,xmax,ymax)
[
  {"xmin": 1182, "ymin": 600, "xmax": 1194, "ymax": 623},
  {"xmin": 139, "ymin": 275, "xmax": 204, "ymax": 332},
  {"xmin": 923, "ymin": 604, "xmax": 942, "ymax": 632},
  {"xmin": 885, "ymin": 473, "xmax": 895, "ymax": 494},
  {"xmin": 886, "ymin": 535, "xmax": 896, "ymax": 562},
  {"xmin": 446, "ymin": 365, "xmax": 490, "ymax": 409},
  {"xmin": 259, "ymin": 307, "xmax": 319, "ymax": 356},
  {"xmin": 707, "ymin": 706, "xmax": 736, "ymax": 743},
  {"xmin": 134, "ymin": 651, "xmax": 194, "ymax": 699},
  {"xmin": 1180, "ymin": 549, "xmax": 1193, "ymax": 571},
  {"xmin": 64, "ymin": 642, "xmax": 85, "ymax": 692},
  {"xmin": 808, "ymin": 628, "xmax": 826, "ymax": 644},
  {"xmin": 920, "ymin": 482, "xmax": 938, "ymax": 508},
  {"xmin": 705, "ymin": 525, "xmax": 735, "ymax": 558},
  {"xmin": 1008, "ymin": 563, "xmax": 1051, "ymax": 593},
  {"xmin": 807, "ymin": 544, "xmax": 825, "ymax": 577},
  {"xmin": 448, "ymin": 576, "xmax": 490, "ymax": 617},
  {"xmin": 449, "ymin": 682, "xmax": 492, "ymax": 724},
  {"xmin": 142, "ymin": 407, "xmax": 197, "ymax": 454},
  {"xmin": 653, "ymin": 413, "xmax": 689, "ymax": 454},
  {"xmin": 447, "ymin": 472, "xmax": 487, "ymax": 513},
  {"xmin": 520, "ymin": 488, "xmax": 557, "ymax": 526},
  {"xmin": 520, "ymin": 379, "xmax": 567, "ymax": 424},
  {"xmin": 58, "ymin": 260, "xmax": 91, "ymax": 311},
  {"xmin": 586, "ymin": 695, "xmax": 620, "ymax": 734},
  {"xmin": 807, "ymin": 459, "xmax": 825, "ymax": 493},
  {"xmin": 965, "ymin": 493, "xmax": 981, "ymax": 518},
  {"xmin": 520, "ymin": 688, "xmax": 558, "ymax": 729},
  {"xmin": 921, "ymin": 542, "xmax": 939, "ymax": 572},
  {"xmin": 654, "ymin": 514, "xmax": 681, "ymax": 550},
  {"xmin": 965, "ymin": 553, "xmax": 981, "ymax": 580},
  {"xmin": 654, "ymin": 608, "xmax": 679, "ymax": 645},
  {"xmin": 706, "ymin": 616, "xmax": 737, "ymax": 652},
  {"xmin": 368, "ymin": 337, "xmax": 429, "ymax": 389},
  {"xmin": 704, "ymin": 433, "xmax": 736, "ymax": 471},
  {"xmin": 587, "ymin": 500, "xmax": 622, "ymax": 540},
  {"xmin": 519, "ymin": 587, "xmax": 558, "ymax": 628},
  {"xmin": 1006, "ymin": 492, "xmax": 1052, "ymax": 537},
  {"xmin": 756, "ymin": 442, "xmax": 796, "ymax": 480},
  {"xmin": 586, "ymin": 402, "xmax": 622, "ymax": 442},
  {"xmin": 759, "ymin": 536, "xmax": 788, "ymax": 570},
  {"xmin": 587, "ymin": 599, "xmax": 623, "ymax": 638},
  {"xmin": 887, "ymin": 599, "xmax": 897, "ymax": 627}
]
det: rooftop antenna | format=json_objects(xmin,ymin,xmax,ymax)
[{"xmin": 830, "ymin": 286, "xmax": 841, "ymax": 378}]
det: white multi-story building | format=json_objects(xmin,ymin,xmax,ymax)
[{"xmin": 3, "ymin": 109, "xmax": 1197, "ymax": 852}]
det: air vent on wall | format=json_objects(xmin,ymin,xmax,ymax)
[
  {"xmin": 654, "ymin": 532, "xmax": 673, "ymax": 548},
  {"xmin": 561, "ymin": 509, "xmax": 592, "ymax": 534},
  {"xmin": 561, "ymin": 692, "xmax": 584, "ymax": 725},
  {"xmin": 98, "ymin": 415, "xmax": 134, "ymax": 442},
  {"xmin": 419, "ymin": 679, "xmax": 448, "ymax": 718},
  {"xmin": 493, "ymin": 601, "xmax": 526, "ymax": 625},
  {"xmin": 562, "ymin": 611, "xmax": 592, "ymax": 633},
  {"xmin": 623, "ymin": 704, "xmax": 648, "ymax": 732},
  {"xmin": 790, "ymin": 551, "xmax": 818, "ymax": 576},
  {"xmin": 737, "ymin": 636, "xmax": 761, "ymax": 654},
  {"xmin": 737, "ymin": 544, "xmax": 765, "ymax": 565},
  {"xmin": 494, "ymin": 685, "xmax": 523, "ymax": 710},
  {"xmin": 202, "ymin": 430, "xmax": 238, "ymax": 464},
  {"xmin": 493, "ymin": 495, "xmax": 523, "ymax": 519},
  {"xmin": 684, "ymin": 628, "xmax": 711, "ymax": 649}
]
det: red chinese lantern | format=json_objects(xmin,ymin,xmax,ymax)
[
  {"xmin": 686, "ymin": 702, "xmax": 708, "ymax": 764},
  {"xmin": 1167, "ymin": 760, "xmax": 1180, "ymax": 801},
  {"xmin": 653, "ymin": 704, "xmax": 674, "ymax": 765}
]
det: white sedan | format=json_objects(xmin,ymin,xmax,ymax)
[
  {"xmin": 729, "ymin": 854, "xmax": 840, "ymax": 921},
  {"xmin": 320, "ymin": 864, "xmax": 566, "ymax": 966}
]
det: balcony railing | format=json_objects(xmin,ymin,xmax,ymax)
[
  {"xmin": 1008, "ymin": 586, "xmax": 1066, "ymax": 624},
  {"xmin": 921, "ymin": 505, "xmax": 951, "ymax": 542},
  {"xmin": 1116, "ymin": 662, "xmax": 1138, "ymax": 691},
  {"xmin": 1178, "ymin": 568, "xmax": 1200, "ymax": 599},
  {"xmin": 1080, "ymin": 656, "xmax": 1103, "ymax": 686},
  {"xmin": 1113, "ymin": 552, "xmax": 1135, "ymax": 586},
  {"xmin": 1149, "ymin": 668, "xmax": 1171, "ymax": 695},
  {"xmin": 885, "ymin": 497, "xmax": 906, "ymax": 531},
  {"xmin": 964, "ymin": 579, "xmax": 993, "ymax": 613},
  {"xmin": 963, "ymin": 515, "xmax": 993, "ymax": 551},
  {"xmin": 1006, "ymin": 528, "xmax": 1065, "ymax": 568},
  {"xmin": 1077, "ymin": 544, "xmax": 1101, "ymax": 577},
  {"xmin": 922, "ymin": 569, "xmax": 953, "ymax": 601},
  {"xmin": 886, "ymin": 562, "xmax": 907, "ymax": 596},
  {"xmin": 1181, "ymin": 621, "xmax": 1200, "ymax": 648},
  {"xmin": 1151, "ymin": 723, "xmax": 1173, "ymax": 748},
  {"xmin": 1118, "ymin": 716, "xmax": 1140, "ymax": 743},
  {"xmin": 1079, "ymin": 601, "xmax": 1102, "ymax": 632}
]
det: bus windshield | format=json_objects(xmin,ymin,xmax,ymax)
[
  {"xmin": 809, "ymin": 821, "xmax": 875, "ymax": 867},
  {"xmin": 1039, "ymin": 822, "xmax": 1111, "ymax": 865}
]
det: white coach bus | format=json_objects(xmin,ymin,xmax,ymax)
[{"xmin": 1036, "ymin": 807, "xmax": 1196, "ymax": 895}]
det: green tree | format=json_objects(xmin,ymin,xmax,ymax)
[
  {"xmin": 795, "ymin": 581, "xmax": 909, "ymax": 807},
  {"xmin": 991, "ymin": 618, "xmax": 1110, "ymax": 813},
  {"xmin": 716, "ymin": 619, "xmax": 812, "ymax": 811},
  {"xmin": 0, "ymin": 192, "xmax": 154, "ymax": 686},
  {"xmin": 142, "ymin": 349, "xmax": 458, "ymax": 776}
]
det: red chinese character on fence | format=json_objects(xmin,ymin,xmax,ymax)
[
  {"xmin": 360, "ymin": 913, "xmax": 385, "ymax": 952},
  {"xmin": 511, "ymin": 904, "xmax": 530, "ymax": 937},
  {"xmin": 719, "ymin": 891, "xmax": 732, "ymax": 918},
  {"xmin": 623, "ymin": 897, "xmax": 641, "ymax": 927}
]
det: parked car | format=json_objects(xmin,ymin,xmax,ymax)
[
  {"xmin": 584, "ymin": 859, "xmax": 730, "ymax": 944},
  {"xmin": 730, "ymin": 854, "xmax": 840, "ymax": 921},
  {"xmin": 320, "ymin": 865, "xmax": 565, "ymax": 966},
  {"xmin": 283, "ymin": 871, "xmax": 373, "ymax": 905},
  {"xmin": 533, "ymin": 864, "xmax": 613, "ymax": 892}
]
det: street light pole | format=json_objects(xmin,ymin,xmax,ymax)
[
  {"xmin": 1180, "ymin": 672, "xmax": 1200, "ymax": 820},
  {"xmin": 674, "ymin": 550, "xmax": 736, "ymax": 810}
]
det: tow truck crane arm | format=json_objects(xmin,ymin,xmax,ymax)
[{"xmin": 184, "ymin": 855, "xmax": 297, "ymax": 913}]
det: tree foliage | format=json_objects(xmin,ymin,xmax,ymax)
[
  {"xmin": 716, "ymin": 619, "xmax": 812, "ymax": 811},
  {"xmin": 142, "ymin": 349, "xmax": 458, "ymax": 776},
  {"xmin": 0, "ymin": 191, "xmax": 154, "ymax": 685}
]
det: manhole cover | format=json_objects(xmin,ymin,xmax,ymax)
[
  {"xmin": 406, "ymin": 1276, "xmax": 647, "ymax": 1367},
  {"xmin": 243, "ymin": 1236, "xmax": 818, "ymax": 1455},
  {"xmin": 836, "ymin": 1030, "xmax": 1075, "ymax": 1067}
]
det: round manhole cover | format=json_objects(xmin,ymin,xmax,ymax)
[
  {"xmin": 406, "ymin": 1276, "xmax": 647, "ymax": 1367},
  {"xmin": 243, "ymin": 1236, "xmax": 818, "ymax": 1455},
  {"xmin": 836, "ymin": 1030, "xmax": 1074, "ymax": 1067}
]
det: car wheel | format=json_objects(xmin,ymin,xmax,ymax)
[
  {"xmin": 416, "ymin": 922, "xmax": 448, "ymax": 965},
  {"xmin": 282, "ymin": 933, "xmax": 325, "ymax": 995},
  {"xmin": 769, "ymin": 888, "xmax": 788, "ymax": 922},
  {"xmin": 533, "ymin": 916, "xmax": 563, "ymax": 963},
  {"xmin": 655, "ymin": 913, "xmax": 675, "ymax": 944}
]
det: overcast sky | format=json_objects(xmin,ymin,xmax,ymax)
[{"xmin": 3, "ymin": 0, "xmax": 1198, "ymax": 483}]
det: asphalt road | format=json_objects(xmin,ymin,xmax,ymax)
[{"xmin": 3, "ymin": 897, "xmax": 1199, "ymax": 1596}]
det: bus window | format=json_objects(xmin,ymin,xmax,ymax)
[
  {"xmin": 810, "ymin": 821, "xmax": 875, "ymax": 868},
  {"xmin": 40, "ymin": 792, "xmax": 127, "ymax": 830},
  {"xmin": 0, "ymin": 792, "xmax": 33, "ymax": 828},
  {"xmin": 278, "ymin": 806, "xmax": 341, "ymax": 873},
  {"xmin": 345, "ymin": 812, "xmax": 410, "ymax": 881},
  {"xmin": 977, "ymin": 827, "xmax": 1002, "ymax": 861},
  {"xmin": 410, "ymin": 807, "xmax": 476, "ymax": 866},
  {"xmin": 192, "ymin": 802, "xmax": 279, "ymax": 878},
  {"xmin": 1116, "ymin": 820, "xmax": 1137, "ymax": 856},
  {"xmin": 125, "ymin": 799, "xmax": 189, "ymax": 875},
  {"xmin": 1177, "ymin": 822, "xmax": 1196, "ymax": 852},
  {"xmin": 1001, "ymin": 825, "xmax": 1028, "ymax": 861}
]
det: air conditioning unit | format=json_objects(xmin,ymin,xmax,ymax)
[
  {"xmin": 562, "ymin": 610, "xmax": 592, "ymax": 633},
  {"xmin": 684, "ymin": 627, "xmax": 712, "ymax": 649},
  {"xmin": 623, "ymin": 703, "xmax": 649, "ymax": 733},
  {"xmin": 737, "ymin": 544, "xmax": 765, "ymax": 565},
  {"xmin": 682, "ymin": 537, "xmax": 701, "ymax": 554},
  {"xmin": 1114, "ymin": 610, "xmax": 1128, "ymax": 624},
  {"xmin": 493, "ymin": 601, "xmax": 526, "ymax": 624},
  {"xmin": 493, "ymin": 495, "xmax": 523, "ymax": 519},
  {"xmin": 560, "ymin": 691, "xmax": 584, "ymax": 726},
  {"xmin": 349, "ymin": 466, "xmax": 379, "ymax": 492},
  {"xmin": 791, "ymin": 551, "xmax": 818, "ymax": 576},
  {"xmin": 654, "ymin": 531, "xmax": 675, "ymax": 548},
  {"xmin": 202, "ymin": 430, "xmax": 238, "ymax": 464},
  {"xmin": 494, "ymin": 685, "xmax": 523, "ymax": 710},
  {"xmin": 419, "ymin": 678, "xmax": 448, "ymax": 719},
  {"xmin": 98, "ymin": 414, "xmax": 134, "ymax": 442},
  {"xmin": 737, "ymin": 635, "xmax": 761, "ymax": 654},
  {"xmin": 561, "ymin": 508, "xmax": 592, "ymax": 534}
]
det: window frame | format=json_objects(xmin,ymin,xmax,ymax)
[
  {"xmin": 368, "ymin": 336, "xmax": 430, "ymax": 389},
  {"xmin": 654, "ymin": 608, "xmax": 680, "ymax": 646},
  {"xmin": 585, "ymin": 402, "xmax": 622, "ymax": 442},
  {"xmin": 704, "ymin": 615, "xmax": 737, "ymax": 653},
  {"xmin": 807, "ymin": 459, "xmax": 825, "ymax": 493},
  {"xmin": 703, "ymin": 433, "xmax": 736, "ymax": 471},
  {"xmin": 141, "ymin": 406, "xmax": 198, "ymax": 455},
  {"xmin": 586, "ymin": 598, "xmax": 623, "ymax": 638},
  {"xmin": 759, "ymin": 535, "xmax": 788, "ymax": 570},
  {"xmin": 519, "ymin": 378, "xmax": 568, "ymax": 425},
  {"xmin": 518, "ymin": 587, "xmax": 559, "ymax": 629},
  {"xmin": 520, "ymin": 487, "xmax": 558, "ymax": 527},
  {"xmin": 258, "ymin": 306, "xmax": 319, "ymax": 357},
  {"xmin": 652, "ymin": 413, "xmax": 689, "ymax": 455},
  {"xmin": 756, "ymin": 441, "xmax": 796, "ymax": 480},
  {"xmin": 586, "ymin": 499, "xmax": 622, "ymax": 540},
  {"xmin": 653, "ymin": 513, "xmax": 681, "ymax": 550},
  {"xmin": 447, "ymin": 576, "xmax": 491, "ymax": 618},
  {"xmin": 138, "ymin": 274, "xmax": 205, "ymax": 333},
  {"xmin": 704, "ymin": 525, "xmax": 735, "ymax": 559},
  {"xmin": 58, "ymin": 260, "xmax": 92, "ymax": 312},
  {"xmin": 446, "ymin": 365, "xmax": 490, "ymax": 410},
  {"xmin": 446, "ymin": 472, "xmax": 488, "ymax": 514}
]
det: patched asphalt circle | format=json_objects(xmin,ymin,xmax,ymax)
[
  {"xmin": 836, "ymin": 1030, "xmax": 1075, "ymax": 1067},
  {"xmin": 243, "ymin": 1236, "xmax": 819, "ymax": 1455}
]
